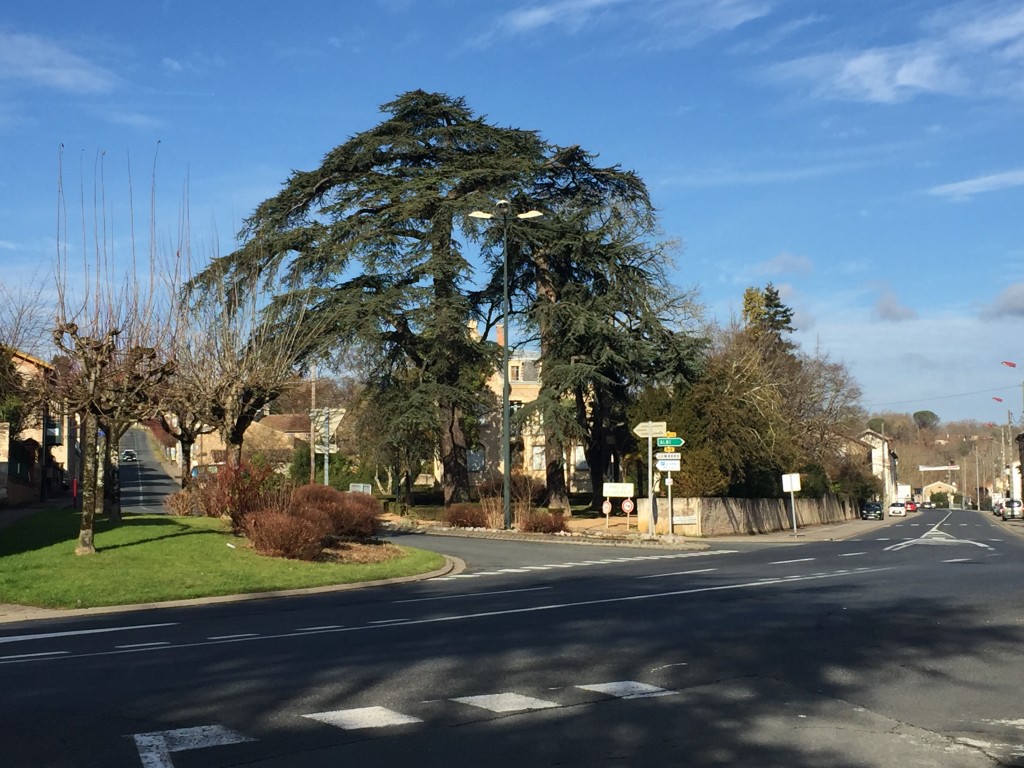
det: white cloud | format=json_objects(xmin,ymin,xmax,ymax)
[
  {"xmin": 927, "ymin": 168, "xmax": 1024, "ymax": 200},
  {"xmin": 873, "ymin": 290, "xmax": 918, "ymax": 322},
  {"xmin": 984, "ymin": 283, "xmax": 1024, "ymax": 318},
  {"xmin": 0, "ymin": 32, "xmax": 117, "ymax": 93}
]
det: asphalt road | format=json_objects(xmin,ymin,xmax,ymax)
[
  {"xmin": 118, "ymin": 426, "xmax": 182, "ymax": 514},
  {"xmin": 3, "ymin": 504, "xmax": 1023, "ymax": 767}
]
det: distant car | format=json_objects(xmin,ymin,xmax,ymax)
[
  {"xmin": 121, "ymin": 449, "xmax": 137, "ymax": 462},
  {"xmin": 860, "ymin": 502, "xmax": 883, "ymax": 520},
  {"xmin": 904, "ymin": 500, "xmax": 918, "ymax": 513},
  {"xmin": 1002, "ymin": 499, "xmax": 1023, "ymax": 521},
  {"xmin": 888, "ymin": 502, "xmax": 906, "ymax": 517},
  {"xmin": 922, "ymin": 501, "xmax": 935, "ymax": 509}
]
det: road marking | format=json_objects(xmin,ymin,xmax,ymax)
[
  {"xmin": 295, "ymin": 625, "xmax": 346, "ymax": 631},
  {"xmin": 838, "ymin": 552, "xmax": 866, "ymax": 557},
  {"xmin": 116, "ymin": 642, "xmax": 171, "ymax": 649},
  {"xmin": 132, "ymin": 725, "xmax": 253, "ymax": 768},
  {"xmin": 394, "ymin": 587, "xmax": 550, "ymax": 604},
  {"xmin": 638, "ymin": 568, "xmax": 717, "ymax": 579},
  {"xmin": 304, "ymin": 706, "xmax": 422, "ymax": 730},
  {"xmin": 207, "ymin": 634, "xmax": 258, "ymax": 640},
  {"xmin": 768, "ymin": 558, "xmax": 815, "ymax": 565},
  {"xmin": 0, "ymin": 651, "xmax": 69, "ymax": 660},
  {"xmin": 0, "ymin": 622, "xmax": 177, "ymax": 645},
  {"xmin": 943, "ymin": 558, "xmax": 973, "ymax": 563},
  {"xmin": 452, "ymin": 692, "xmax": 558, "ymax": 712},
  {"xmin": 578, "ymin": 681, "xmax": 675, "ymax": 699}
]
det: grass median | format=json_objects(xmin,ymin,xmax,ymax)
[{"xmin": 0, "ymin": 505, "xmax": 447, "ymax": 609}]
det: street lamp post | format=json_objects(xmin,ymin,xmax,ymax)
[{"xmin": 469, "ymin": 200, "xmax": 542, "ymax": 529}]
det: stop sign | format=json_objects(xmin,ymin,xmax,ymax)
[{"xmin": 621, "ymin": 498, "xmax": 635, "ymax": 514}]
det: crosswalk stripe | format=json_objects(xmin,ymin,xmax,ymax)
[
  {"xmin": 303, "ymin": 706, "xmax": 422, "ymax": 730},
  {"xmin": 451, "ymin": 692, "xmax": 559, "ymax": 713},
  {"xmin": 577, "ymin": 681, "xmax": 675, "ymax": 699}
]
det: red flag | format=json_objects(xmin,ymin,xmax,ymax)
[
  {"xmin": 1002, "ymin": 361, "xmax": 1017, "ymax": 368},
  {"xmin": 993, "ymin": 397, "xmax": 1004, "ymax": 402}
]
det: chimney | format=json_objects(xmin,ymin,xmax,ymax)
[{"xmin": 496, "ymin": 325, "xmax": 505, "ymax": 347}]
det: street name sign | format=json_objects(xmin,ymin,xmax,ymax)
[
  {"xmin": 656, "ymin": 437, "xmax": 684, "ymax": 447},
  {"xmin": 656, "ymin": 452, "xmax": 679, "ymax": 460}
]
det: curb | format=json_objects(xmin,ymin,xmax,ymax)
[{"xmin": 0, "ymin": 555, "xmax": 465, "ymax": 626}]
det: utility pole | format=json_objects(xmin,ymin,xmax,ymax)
[{"xmin": 309, "ymin": 362, "xmax": 317, "ymax": 484}]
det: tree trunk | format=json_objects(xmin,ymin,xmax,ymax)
[
  {"xmin": 107, "ymin": 435, "xmax": 122, "ymax": 524},
  {"xmin": 76, "ymin": 412, "xmax": 98, "ymax": 555},
  {"xmin": 545, "ymin": 439, "xmax": 570, "ymax": 511},
  {"xmin": 180, "ymin": 440, "xmax": 194, "ymax": 488},
  {"xmin": 439, "ymin": 400, "xmax": 469, "ymax": 506}
]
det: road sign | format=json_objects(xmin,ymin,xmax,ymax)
[
  {"xmin": 602, "ymin": 482, "xmax": 635, "ymax": 498},
  {"xmin": 633, "ymin": 421, "xmax": 668, "ymax": 438},
  {"xmin": 656, "ymin": 437, "xmax": 684, "ymax": 447},
  {"xmin": 601, "ymin": 499, "xmax": 612, "ymax": 515},
  {"xmin": 655, "ymin": 451, "xmax": 678, "ymax": 460},
  {"xmin": 621, "ymin": 498, "xmax": 635, "ymax": 513},
  {"xmin": 656, "ymin": 459, "xmax": 681, "ymax": 472}
]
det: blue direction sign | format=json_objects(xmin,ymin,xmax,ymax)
[{"xmin": 656, "ymin": 437, "xmax": 684, "ymax": 447}]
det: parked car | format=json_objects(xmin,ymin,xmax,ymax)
[
  {"xmin": 921, "ymin": 501, "xmax": 935, "ymax": 509},
  {"xmin": 904, "ymin": 500, "xmax": 918, "ymax": 513},
  {"xmin": 888, "ymin": 501, "xmax": 906, "ymax": 517},
  {"xmin": 1002, "ymin": 499, "xmax": 1023, "ymax": 521},
  {"xmin": 860, "ymin": 502, "xmax": 883, "ymax": 520},
  {"xmin": 121, "ymin": 449, "xmax": 137, "ymax": 462}
]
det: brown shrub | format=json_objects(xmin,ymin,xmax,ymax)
[
  {"xmin": 241, "ymin": 509, "xmax": 328, "ymax": 561},
  {"xmin": 196, "ymin": 461, "xmax": 284, "ymax": 532},
  {"xmin": 163, "ymin": 486, "xmax": 204, "ymax": 517},
  {"xmin": 517, "ymin": 509, "xmax": 568, "ymax": 534},
  {"xmin": 289, "ymin": 485, "xmax": 382, "ymax": 540},
  {"xmin": 443, "ymin": 502, "xmax": 488, "ymax": 528},
  {"xmin": 477, "ymin": 473, "xmax": 547, "ymax": 506}
]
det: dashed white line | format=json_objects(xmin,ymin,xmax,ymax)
[
  {"xmin": 768, "ymin": 558, "xmax": 815, "ymax": 565},
  {"xmin": 838, "ymin": 552, "xmax": 866, "ymax": 557},
  {"xmin": 116, "ymin": 642, "xmax": 171, "ymax": 649},
  {"xmin": 638, "ymin": 568, "xmax": 717, "ymax": 579}
]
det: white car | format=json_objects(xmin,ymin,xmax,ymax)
[{"xmin": 888, "ymin": 502, "xmax": 906, "ymax": 517}]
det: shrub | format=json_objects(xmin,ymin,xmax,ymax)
[
  {"xmin": 196, "ymin": 461, "xmax": 283, "ymax": 532},
  {"xmin": 289, "ymin": 484, "xmax": 383, "ymax": 540},
  {"xmin": 517, "ymin": 509, "xmax": 568, "ymax": 534},
  {"xmin": 443, "ymin": 502, "xmax": 488, "ymax": 528},
  {"xmin": 241, "ymin": 509, "xmax": 327, "ymax": 561},
  {"xmin": 477, "ymin": 473, "xmax": 547, "ymax": 506},
  {"xmin": 163, "ymin": 486, "xmax": 204, "ymax": 517}
]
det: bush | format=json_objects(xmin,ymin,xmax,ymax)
[
  {"xmin": 289, "ymin": 484, "xmax": 383, "ymax": 540},
  {"xmin": 477, "ymin": 473, "xmax": 547, "ymax": 506},
  {"xmin": 241, "ymin": 509, "xmax": 327, "ymax": 561},
  {"xmin": 163, "ymin": 486, "xmax": 204, "ymax": 517},
  {"xmin": 517, "ymin": 509, "xmax": 568, "ymax": 534},
  {"xmin": 443, "ymin": 502, "xmax": 488, "ymax": 528},
  {"xmin": 195, "ymin": 461, "xmax": 283, "ymax": 533}
]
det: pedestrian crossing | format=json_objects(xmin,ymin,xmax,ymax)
[
  {"xmin": 433, "ymin": 549, "xmax": 738, "ymax": 580},
  {"xmin": 302, "ymin": 679, "xmax": 676, "ymax": 730}
]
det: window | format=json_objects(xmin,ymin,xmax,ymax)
[
  {"xmin": 467, "ymin": 449, "xmax": 485, "ymax": 473},
  {"xmin": 531, "ymin": 445, "xmax": 545, "ymax": 471},
  {"xmin": 510, "ymin": 365, "xmax": 520, "ymax": 381}
]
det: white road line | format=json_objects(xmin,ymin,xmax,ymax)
[
  {"xmin": 395, "ymin": 587, "xmax": 550, "ymax": 604},
  {"xmin": 304, "ymin": 706, "xmax": 422, "ymax": 730},
  {"xmin": 452, "ymin": 692, "xmax": 558, "ymax": 713},
  {"xmin": 0, "ymin": 651, "xmax": 69, "ymax": 660},
  {"xmin": 116, "ymin": 642, "xmax": 171, "ymax": 649},
  {"xmin": 638, "ymin": 568, "xmax": 717, "ymax": 579},
  {"xmin": 838, "ymin": 552, "xmax": 866, "ymax": 557},
  {"xmin": 132, "ymin": 725, "xmax": 253, "ymax": 767},
  {"xmin": 206, "ymin": 634, "xmax": 259, "ymax": 640},
  {"xmin": 943, "ymin": 558, "xmax": 973, "ymax": 563},
  {"xmin": 768, "ymin": 558, "xmax": 815, "ymax": 565},
  {"xmin": 0, "ymin": 622, "xmax": 177, "ymax": 645},
  {"xmin": 295, "ymin": 625, "xmax": 346, "ymax": 631}
]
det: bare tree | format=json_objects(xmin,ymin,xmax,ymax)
[{"xmin": 52, "ymin": 147, "xmax": 175, "ymax": 554}]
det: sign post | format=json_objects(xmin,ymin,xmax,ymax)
[
  {"xmin": 633, "ymin": 421, "xmax": 667, "ymax": 535},
  {"xmin": 602, "ymin": 482, "xmax": 635, "ymax": 529},
  {"xmin": 782, "ymin": 472, "xmax": 801, "ymax": 534}
]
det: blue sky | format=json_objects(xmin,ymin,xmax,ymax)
[{"xmin": 2, "ymin": 0, "xmax": 1024, "ymax": 425}]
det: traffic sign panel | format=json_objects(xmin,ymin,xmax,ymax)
[
  {"xmin": 656, "ymin": 437, "xmax": 684, "ymax": 447},
  {"xmin": 601, "ymin": 499, "xmax": 612, "ymax": 515},
  {"xmin": 621, "ymin": 498, "xmax": 635, "ymax": 513},
  {"xmin": 656, "ymin": 459, "xmax": 681, "ymax": 472},
  {"xmin": 655, "ymin": 451, "xmax": 678, "ymax": 459},
  {"xmin": 633, "ymin": 421, "xmax": 668, "ymax": 438}
]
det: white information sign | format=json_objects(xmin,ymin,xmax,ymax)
[
  {"xmin": 656, "ymin": 459, "xmax": 681, "ymax": 472},
  {"xmin": 633, "ymin": 421, "xmax": 668, "ymax": 438},
  {"xmin": 602, "ymin": 482, "xmax": 635, "ymax": 498}
]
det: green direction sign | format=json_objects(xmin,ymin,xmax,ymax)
[{"xmin": 656, "ymin": 437, "xmax": 684, "ymax": 447}]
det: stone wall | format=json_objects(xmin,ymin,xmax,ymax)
[{"xmin": 638, "ymin": 494, "xmax": 858, "ymax": 536}]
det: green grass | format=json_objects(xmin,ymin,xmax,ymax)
[{"xmin": 0, "ymin": 506, "xmax": 446, "ymax": 609}]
